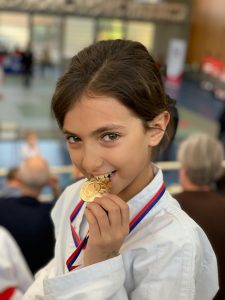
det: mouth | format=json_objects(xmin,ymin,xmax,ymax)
[{"xmin": 92, "ymin": 171, "xmax": 116, "ymax": 180}]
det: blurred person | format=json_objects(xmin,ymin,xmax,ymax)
[
  {"xmin": 0, "ymin": 156, "xmax": 56, "ymax": 274},
  {"xmin": 0, "ymin": 226, "xmax": 33, "ymax": 299},
  {"xmin": 218, "ymin": 105, "xmax": 225, "ymax": 141},
  {"xmin": 40, "ymin": 45, "xmax": 52, "ymax": 77},
  {"xmin": 13, "ymin": 46, "xmax": 22, "ymax": 57},
  {"xmin": 71, "ymin": 164, "xmax": 84, "ymax": 183},
  {"xmin": 47, "ymin": 172, "xmax": 63, "ymax": 199},
  {"xmin": 0, "ymin": 167, "xmax": 21, "ymax": 198},
  {"xmin": 62, "ymin": 164, "xmax": 85, "ymax": 191},
  {"xmin": 20, "ymin": 131, "xmax": 41, "ymax": 160},
  {"xmin": 216, "ymin": 169, "xmax": 225, "ymax": 195},
  {"xmin": 175, "ymin": 133, "xmax": 225, "ymax": 300},
  {"xmin": 21, "ymin": 43, "xmax": 33, "ymax": 87},
  {"xmin": 0, "ymin": 48, "xmax": 5, "ymax": 100}
]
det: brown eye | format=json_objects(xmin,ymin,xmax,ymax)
[
  {"xmin": 66, "ymin": 135, "xmax": 81, "ymax": 144},
  {"xmin": 102, "ymin": 133, "xmax": 120, "ymax": 142}
]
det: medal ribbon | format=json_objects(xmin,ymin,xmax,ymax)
[
  {"xmin": 66, "ymin": 182, "xmax": 166, "ymax": 271},
  {"xmin": 69, "ymin": 200, "xmax": 84, "ymax": 247}
]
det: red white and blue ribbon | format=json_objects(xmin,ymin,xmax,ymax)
[
  {"xmin": 129, "ymin": 183, "xmax": 165, "ymax": 232},
  {"xmin": 66, "ymin": 182, "xmax": 166, "ymax": 271},
  {"xmin": 69, "ymin": 200, "xmax": 84, "ymax": 247}
]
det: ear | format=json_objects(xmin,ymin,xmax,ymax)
[
  {"xmin": 179, "ymin": 166, "xmax": 191, "ymax": 189},
  {"xmin": 147, "ymin": 111, "xmax": 170, "ymax": 147}
]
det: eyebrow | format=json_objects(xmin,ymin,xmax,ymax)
[{"xmin": 62, "ymin": 124, "xmax": 126, "ymax": 137}]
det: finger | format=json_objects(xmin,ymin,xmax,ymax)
[
  {"xmin": 86, "ymin": 202, "xmax": 110, "ymax": 236},
  {"xmin": 84, "ymin": 206, "xmax": 101, "ymax": 238},
  {"xmin": 102, "ymin": 193, "xmax": 130, "ymax": 229},
  {"xmin": 94, "ymin": 196, "xmax": 122, "ymax": 229}
]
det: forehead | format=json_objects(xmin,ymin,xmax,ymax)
[{"xmin": 63, "ymin": 95, "xmax": 139, "ymax": 130}]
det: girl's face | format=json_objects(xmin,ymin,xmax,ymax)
[{"xmin": 63, "ymin": 95, "xmax": 163, "ymax": 202}]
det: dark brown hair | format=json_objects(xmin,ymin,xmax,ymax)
[{"xmin": 51, "ymin": 39, "xmax": 176, "ymax": 149}]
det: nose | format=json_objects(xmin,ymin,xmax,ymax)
[{"xmin": 80, "ymin": 144, "xmax": 103, "ymax": 175}]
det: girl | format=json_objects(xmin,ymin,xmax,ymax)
[{"xmin": 24, "ymin": 40, "xmax": 218, "ymax": 299}]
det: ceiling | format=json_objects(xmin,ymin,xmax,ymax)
[{"xmin": 0, "ymin": 0, "xmax": 189, "ymax": 23}]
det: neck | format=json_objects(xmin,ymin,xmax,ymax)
[
  {"xmin": 118, "ymin": 164, "xmax": 154, "ymax": 202},
  {"xmin": 182, "ymin": 181, "xmax": 211, "ymax": 192},
  {"xmin": 20, "ymin": 185, "xmax": 40, "ymax": 198}
]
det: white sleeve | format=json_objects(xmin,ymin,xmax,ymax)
[
  {"xmin": 23, "ymin": 259, "xmax": 55, "ymax": 299},
  {"xmin": 24, "ymin": 255, "xmax": 128, "ymax": 300},
  {"xmin": 23, "ymin": 232, "xmax": 218, "ymax": 300},
  {"xmin": 45, "ymin": 255, "xmax": 127, "ymax": 300},
  {"xmin": 0, "ymin": 227, "xmax": 33, "ymax": 298}
]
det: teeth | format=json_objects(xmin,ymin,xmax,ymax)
[{"xmin": 95, "ymin": 172, "xmax": 112, "ymax": 180}]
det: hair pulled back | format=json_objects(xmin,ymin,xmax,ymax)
[{"xmin": 51, "ymin": 39, "xmax": 176, "ymax": 148}]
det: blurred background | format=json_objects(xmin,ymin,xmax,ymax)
[{"xmin": 0, "ymin": 0, "xmax": 225, "ymax": 197}]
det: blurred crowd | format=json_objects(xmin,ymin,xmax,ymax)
[
  {"xmin": 0, "ymin": 42, "xmax": 54, "ymax": 91},
  {"xmin": 199, "ymin": 55, "xmax": 225, "ymax": 142},
  {"xmin": 200, "ymin": 55, "xmax": 225, "ymax": 101},
  {"xmin": 0, "ymin": 131, "xmax": 84, "ymax": 298}
]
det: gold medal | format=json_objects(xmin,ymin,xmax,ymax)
[{"xmin": 80, "ymin": 177, "xmax": 111, "ymax": 202}]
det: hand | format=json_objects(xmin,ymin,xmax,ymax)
[
  {"xmin": 83, "ymin": 193, "xmax": 129, "ymax": 267},
  {"xmin": 48, "ymin": 174, "xmax": 61, "ymax": 197}
]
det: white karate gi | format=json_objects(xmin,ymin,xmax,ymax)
[
  {"xmin": 20, "ymin": 144, "xmax": 41, "ymax": 160},
  {"xmin": 24, "ymin": 166, "xmax": 218, "ymax": 299},
  {"xmin": 0, "ymin": 226, "xmax": 33, "ymax": 299}
]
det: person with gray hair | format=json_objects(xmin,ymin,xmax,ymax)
[
  {"xmin": 0, "ymin": 156, "xmax": 57, "ymax": 274},
  {"xmin": 177, "ymin": 133, "xmax": 224, "ymax": 188},
  {"xmin": 175, "ymin": 133, "xmax": 225, "ymax": 300},
  {"xmin": 18, "ymin": 156, "xmax": 61, "ymax": 200},
  {"xmin": 19, "ymin": 156, "xmax": 51, "ymax": 196}
]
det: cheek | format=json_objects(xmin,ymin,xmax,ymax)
[
  {"xmin": 67, "ymin": 148, "xmax": 81, "ymax": 167},
  {"xmin": 116, "ymin": 139, "xmax": 150, "ymax": 168}
]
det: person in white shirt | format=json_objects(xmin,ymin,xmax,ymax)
[
  {"xmin": 20, "ymin": 131, "xmax": 41, "ymax": 160},
  {"xmin": 24, "ymin": 39, "xmax": 218, "ymax": 299},
  {"xmin": 0, "ymin": 226, "xmax": 33, "ymax": 299}
]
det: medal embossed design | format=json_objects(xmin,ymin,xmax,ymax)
[{"xmin": 80, "ymin": 176, "xmax": 111, "ymax": 202}]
